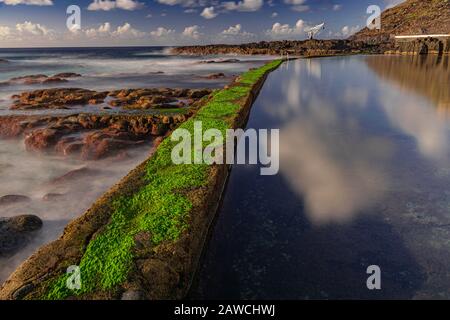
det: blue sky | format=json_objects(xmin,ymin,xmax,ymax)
[{"xmin": 0, "ymin": 0, "xmax": 404, "ymax": 47}]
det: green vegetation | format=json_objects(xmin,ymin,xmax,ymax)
[{"xmin": 45, "ymin": 59, "xmax": 282, "ymax": 299}]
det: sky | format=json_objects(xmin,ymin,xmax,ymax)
[{"xmin": 0, "ymin": 0, "xmax": 405, "ymax": 47}]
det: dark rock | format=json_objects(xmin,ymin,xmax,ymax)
[
  {"xmin": 0, "ymin": 215, "xmax": 43, "ymax": 256},
  {"xmin": 107, "ymin": 88, "xmax": 212, "ymax": 109},
  {"xmin": 10, "ymin": 88, "xmax": 108, "ymax": 110},
  {"xmin": 42, "ymin": 77, "xmax": 68, "ymax": 84},
  {"xmin": 49, "ymin": 167, "xmax": 97, "ymax": 185},
  {"xmin": 24, "ymin": 128, "xmax": 62, "ymax": 152},
  {"xmin": 53, "ymin": 72, "xmax": 81, "ymax": 78},
  {"xmin": 42, "ymin": 193, "xmax": 65, "ymax": 201},
  {"xmin": 12, "ymin": 283, "xmax": 35, "ymax": 300},
  {"xmin": 0, "ymin": 195, "xmax": 31, "ymax": 206},
  {"xmin": 204, "ymin": 72, "xmax": 226, "ymax": 79},
  {"xmin": 121, "ymin": 290, "xmax": 146, "ymax": 300},
  {"xmin": 199, "ymin": 58, "xmax": 240, "ymax": 64},
  {"xmin": 9, "ymin": 74, "xmax": 48, "ymax": 85}
]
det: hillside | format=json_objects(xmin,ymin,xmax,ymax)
[{"xmin": 351, "ymin": 0, "xmax": 450, "ymax": 44}]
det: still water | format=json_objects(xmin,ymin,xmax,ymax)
[{"xmin": 190, "ymin": 55, "xmax": 450, "ymax": 299}]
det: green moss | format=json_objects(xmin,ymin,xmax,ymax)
[
  {"xmin": 197, "ymin": 101, "xmax": 240, "ymax": 119},
  {"xmin": 44, "ymin": 59, "xmax": 282, "ymax": 300}
]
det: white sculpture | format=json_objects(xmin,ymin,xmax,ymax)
[{"xmin": 306, "ymin": 23, "xmax": 325, "ymax": 40}]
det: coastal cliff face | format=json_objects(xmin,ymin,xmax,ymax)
[
  {"xmin": 351, "ymin": 0, "xmax": 450, "ymax": 45},
  {"xmin": 173, "ymin": 39, "xmax": 379, "ymax": 56}
]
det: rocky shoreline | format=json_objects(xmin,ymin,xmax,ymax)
[
  {"xmin": 0, "ymin": 80, "xmax": 215, "ymax": 268},
  {"xmin": 0, "ymin": 86, "xmax": 212, "ymax": 160},
  {"xmin": 172, "ymin": 39, "xmax": 383, "ymax": 56},
  {"xmin": 0, "ymin": 60, "xmax": 283, "ymax": 300}
]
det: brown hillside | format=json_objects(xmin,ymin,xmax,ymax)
[{"xmin": 351, "ymin": 0, "xmax": 450, "ymax": 43}]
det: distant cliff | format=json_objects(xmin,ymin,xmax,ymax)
[{"xmin": 351, "ymin": 0, "xmax": 450, "ymax": 44}]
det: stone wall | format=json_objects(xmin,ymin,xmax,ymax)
[{"xmin": 394, "ymin": 37, "xmax": 450, "ymax": 55}]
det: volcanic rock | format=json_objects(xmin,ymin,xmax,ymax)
[
  {"xmin": 0, "ymin": 195, "xmax": 31, "ymax": 206},
  {"xmin": 0, "ymin": 215, "xmax": 42, "ymax": 256}
]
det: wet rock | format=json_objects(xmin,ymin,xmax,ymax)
[
  {"xmin": 4, "ymin": 72, "xmax": 81, "ymax": 87},
  {"xmin": 0, "ymin": 116, "xmax": 32, "ymax": 138},
  {"xmin": 199, "ymin": 58, "xmax": 240, "ymax": 64},
  {"xmin": 0, "ymin": 59, "xmax": 8, "ymax": 63},
  {"xmin": 0, "ymin": 215, "xmax": 43, "ymax": 256},
  {"xmin": 204, "ymin": 72, "xmax": 226, "ymax": 79},
  {"xmin": 42, "ymin": 77, "xmax": 68, "ymax": 84},
  {"xmin": 42, "ymin": 193, "xmax": 65, "ymax": 201},
  {"xmin": 55, "ymin": 137, "xmax": 83, "ymax": 156},
  {"xmin": 24, "ymin": 128, "xmax": 62, "ymax": 152},
  {"xmin": 9, "ymin": 74, "xmax": 48, "ymax": 85},
  {"xmin": 121, "ymin": 290, "xmax": 146, "ymax": 300},
  {"xmin": 0, "ymin": 195, "xmax": 31, "ymax": 206},
  {"xmin": 10, "ymin": 88, "xmax": 108, "ymax": 110},
  {"xmin": 53, "ymin": 72, "xmax": 81, "ymax": 78},
  {"xmin": 107, "ymin": 88, "xmax": 212, "ymax": 109},
  {"xmin": 12, "ymin": 283, "xmax": 35, "ymax": 300},
  {"xmin": 49, "ymin": 167, "xmax": 98, "ymax": 185},
  {"xmin": 81, "ymin": 130, "xmax": 145, "ymax": 160},
  {"xmin": 188, "ymin": 89, "xmax": 212, "ymax": 99}
]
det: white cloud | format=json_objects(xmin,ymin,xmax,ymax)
[
  {"xmin": 200, "ymin": 6, "xmax": 217, "ymax": 19},
  {"xmin": 271, "ymin": 12, "xmax": 278, "ymax": 18},
  {"xmin": 222, "ymin": 0, "xmax": 263, "ymax": 12},
  {"xmin": 157, "ymin": 0, "xmax": 207, "ymax": 7},
  {"xmin": 221, "ymin": 24, "xmax": 254, "ymax": 37},
  {"xmin": 182, "ymin": 25, "xmax": 201, "ymax": 39},
  {"xmin": 221, "ymin": 24, "xmax": 243, "ymax": 35},
  {"xmin": 267, "ymin": 19, "xmax": 307, "ymax": 37},
  {"xmin": 0, "ymin": 21, "xmax": 54, "ymax": 43},
  {"xmin": 332, "ymin": 4, "xmax": 342, "ymax": 11},
  {"xmin": 0, "ymin": 0, "xmax": 52, "ymax": 5},
  {"xmin": 112, "ymin": 22, "xmax": 145, "ymax": 37},
  {"xmin": 0, "ymin": 26, "xmax": 12, "ymax": 39},
  {"xmin": 87, "ymin": 0, "xmax": 144, "ymax": 11},
  {"xmin": 340, "ymin": 25, "xmax": 360, "ymax": 37},
  {"xmin": 88, "ymin": 0, "xmax": 115, "ymax": 10},
  {"xmin": 84, "ymin": 22, "xmax": 144, "ymax": 39},
  {"xmin": 284, "ymin": 0, "xmax": 310, "ymax": 12},
  {"xmin": 291, "ymin": 4, "xmax": 309, "ymax": 12},
  {"xmin": 150, "ymin": 26, "xmax": 175, "ymax": 37},
  {"xmin": 85, "ymin": 22, "xmax": 111, "ymax": 38},
  {"xmin": 16, "ymin": 21, "xmax": 50, "ymax": 36}
]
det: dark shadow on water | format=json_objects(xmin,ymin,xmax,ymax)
[{"xmin": 188, "ymin": 163, "xmax": 425, "ymax": 299}]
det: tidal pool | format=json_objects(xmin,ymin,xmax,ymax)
[{"xmin": 190, "ymin": 55, "xmax": 450, "ymax": 299}]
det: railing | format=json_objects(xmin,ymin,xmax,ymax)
[{"xmin": 395, "ymin": 34, "xmax": 450, "ymax": 39}]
